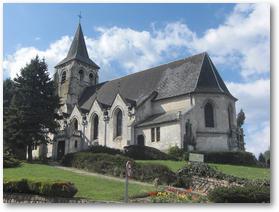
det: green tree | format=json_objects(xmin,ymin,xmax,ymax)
[
  {"xmin": 258, "ymin": 153, "xmax": 265, "ymax": 163},
  {"xmin": 3, "ymin": 79, "xmax": 16, "ymax": 153},
  {"xmin": 4, "ymin": 56, "xmax": 61, "ymax": 161},
  {"xmin": 237, "ymin": 109, "xmax": 246, "ymax": 128}
]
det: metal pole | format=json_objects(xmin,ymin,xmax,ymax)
[
  {"xmin": 104, "ymin": 121, "xmax": 107, "ymax": 147},
  {"xmin": 124, "ymin": 171, "xmax": 128, "ymax": 203},
  {"xmin": 124, "ymin": 161, "xmax": 132, "ymax": 203}
]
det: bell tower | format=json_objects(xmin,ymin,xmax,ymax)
[{"xmin": 54, "ymin": 23, "xmax": 100, "ymax": 114}]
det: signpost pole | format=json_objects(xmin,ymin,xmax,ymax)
[
  {"xmin": 124, "ymin": 171, "xmax": 128, "ymax": 203},
  {"xmin": 124, "ymin": 161, "xmax": 132, "ymax": 203}
]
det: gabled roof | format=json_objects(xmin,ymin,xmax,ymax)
[
  {"xmin": 135, "ymin": 111, "xmax": 180, "ymax": 127},
  {"xmin": 78, "ymin": 52, "xmax": 236, "ymax": 111},
  {"xmin": 55, "ymin": 23, "xmax": 99, "ymax": 69}
]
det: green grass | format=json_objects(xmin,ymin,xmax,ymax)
[
  {"xmin": 4, "ymin": 163, "xmax": 154, "ymax": 202},
  {"xmin": 136, "ymin": 160, "xmax": 270, "ymax": 180},
  {"xmin": 209, "ymin": 163, "xmax": 270, "ymax": 180}
]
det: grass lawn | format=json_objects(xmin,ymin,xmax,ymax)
[
  {"xmin": 136, "ymin": 160, "xmax": 270, "ymax": 180},
  {"xmin": 4, "ymin": 163, "xmax": 154, "ymax": 202}
]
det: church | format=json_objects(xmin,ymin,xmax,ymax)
[{"xmin": 36, "ymin": 23, "xmax": 243, "ymax": 160}]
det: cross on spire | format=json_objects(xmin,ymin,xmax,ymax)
[{"xmin": 78, "ymin": 11, "xmax": 82, "ymax": 23}]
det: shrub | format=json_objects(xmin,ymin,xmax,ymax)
[
  {"xmin": 3, "ymin": 179, "xmax": 78, "ymax": 198},
  {"xmin": 88, "ymin": 145, "xmax": 124, "ymax": 155},
  {"xmin": 124, "ymin": 145, "xmax": 177, "ymax": 160},
  {"xmin": 132, "ymin": 163, "xmax": 176, "ymax": 184},
  {"xmin": 208, "ymin": 185, "xmax": 270, "ymax": 203},
  {"xmin": 177, "ymin": 162, "xmax": 270, "ymax": 186},
  {"xmin": 168, "ymin": 146, "xmax": 184, "ymax": 160},
  {"xmin": 190, "ymin": 151, "xmax": 258, "ymax": 166},
  {"xmin": 3, "ymin": 154, "xmax": 21, "ymax": 168},
  {"xmin": 61, "ymin": 152, "xmax": 129, "ymax": 175},
  {"xmin": 61, "ymin": 152, "xmax": 176, "ymax": 184},
  {"xmin": 173, "ymin": 176, "xmax": 192, "ymax": 189}
]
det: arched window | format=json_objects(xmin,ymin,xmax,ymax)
[
  {"xmin": 92, "ymin": 114, "xmax": 99, "ymax": 140},
  {"xmin": 72, "ymin": 118, "xmax": 78, "ymax": 131},
  {"xmin": 61, "ymin": 71, "xmax": 66, "ymax": 84},
  {"xmin": 204, "ymin": 102, "xmax": 214, "ymax": 128},
  {"xmin": 79, "ymin": 70, "xmax": 84, "ymax": 81},
  {"xmin": 89, "ymin": 73, "xmax": 94, "ymax": 82},
  {"xmin": 115, "ymin": 109, "xmax": 123, "ymax": 137}
]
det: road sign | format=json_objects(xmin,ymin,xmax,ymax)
[
  {"xmin": 126, "ymin": 161, "xmax": 132, "ymax": 177},
  {"xmin": 189, "ymin": 153, "xmax": 204, "ymax": 162}
]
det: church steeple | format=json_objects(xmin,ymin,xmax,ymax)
[
  {"xmin": 54, "ymin": 22, "xmax": 100, "ymax": 114},
  {"xmin": 55, "ymin": 23, "xmax": 99, "ymax": 69}
]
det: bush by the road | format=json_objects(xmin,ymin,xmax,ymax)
[
  {"xmin": 124, "ymin": 145, "xmax": 177, "ymax": 160},
  {"xmin": 61, "ymin": 152, "xmax": 176, "ymax": 184},
  {"xmin": 208, "ymin": 185, "xmax": 270, "ymax": 203},
  {"xmin": 3, "ymin": 179, "xmax": 78, "ymax": 198}
]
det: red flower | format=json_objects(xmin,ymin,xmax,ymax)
[{"xmin": 148, "ymin": 191, "xmax": 158, "ymax": 196}]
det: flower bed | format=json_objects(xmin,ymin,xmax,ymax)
[{"xmin": 148, "ymin": 186, "xmax": 207, "ymax": 203}]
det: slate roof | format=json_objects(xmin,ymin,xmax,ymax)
[
  {"xmin": 78, "ymin": 52, "xmax": 236, "ymax": 112},
  {"xmin": 55, "ymin": 24, "xmax": 99, "ymax": 69},
  {"xmin": 135, "ymin": 111, "xmax": 180, "ymax": 127}
]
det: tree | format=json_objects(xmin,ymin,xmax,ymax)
[
  {"xmin": 237, "ymin": 109, "xmax": 246, "ymax": 128},
  {"xmin": 3, "ymin": 79, "xmax": 16, "ymax": 153},
  {"xmin": 236, "ymin": 109, "xmax": 246, "ymax": 151},
  {"xmin": 258, "ymin": 153, "xmax": 265, "ymax": 163},
  {"xmin": 4, "ymin": 56, "xmax": 61, "ymax": 161},
  {"xmin": 3, "ymin": 78, "xmax": 16, "ymax": 109},
  {"xmin": 264, "ymin": 149, "xmax": 270, "ymax": 167}
]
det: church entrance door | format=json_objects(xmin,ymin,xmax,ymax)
[
  {"xmin": 137, "ymin": 135, "xmax": 145, "ymax": 146},
  {"xmin": 57, "ymin": 140, "xmax": 65, "ymax": 160}
]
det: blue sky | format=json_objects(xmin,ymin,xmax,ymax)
[{"xmin": 3, "ymin": 3, "xmax": 270, "ymax": 156}]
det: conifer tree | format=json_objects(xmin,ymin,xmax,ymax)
[{"xmin": 4, "ymin": 56, "xmax": 61, "ymax": 161}]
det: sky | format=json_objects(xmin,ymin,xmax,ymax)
[{"xmin": 3, "ymin": 3, "xmax": 270, "ymax": 157}]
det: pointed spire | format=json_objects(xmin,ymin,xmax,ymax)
[
  {"xmin": 55, "ymin": 23, "xmax": 99, "ymax": 69},
  {"xmin": 195, "ymin": 52, "xmax": 232, "ymax": 96}
]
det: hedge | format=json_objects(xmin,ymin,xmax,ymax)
[
  {"xmin": 61, "ymin": 152, "xmax": 176, "ymax": 184},
  {"xmin": 185, "ymin": 151, "xmax": 258, "ymax": 166},
  {"xmin": 3, "ymin": 179, "xmax": 78, "ymax": 198},
  {"xmin": 177, "ymin": 162, "xmax": 270, "ymax": 187},
  {"xmin": 208, "ymin": 185, "xmax": 270, "ymax": 203},
  {"xmin": 124, "ymin": 145, "xmax": 177, "ymax": 160},
  {"xmin": 88, "ymin": 145, "xmax": 124, "ymax": 155}
]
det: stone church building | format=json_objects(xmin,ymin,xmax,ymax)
[{"xmin": 34, "ymin": 23, "xmax": 243, "ymax": 160}]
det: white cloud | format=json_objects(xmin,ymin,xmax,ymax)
[
  {"xmin": 3, "ymin": 36, "xmax": 71, "ymax": 79},
  {"xmin": 190, "ymin": 3, "xmax": 270, "ymax": 78},
  {"xmin": 86, "ymin": 22, "xmax": 195, "ymax": 79},
  {"xmin": 227, "ymin": 79, "xmax": 270, "ymax": 156}
]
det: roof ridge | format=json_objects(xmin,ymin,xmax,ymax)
[
  {"xmin": 193, "ymin": 52, "xmax": 207, "ymax": 91},
  {"xmin": 101, "ymin": 52, "xmax": 206, "ymax": 84}
]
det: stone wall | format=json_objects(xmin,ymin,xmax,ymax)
[
  {"xmin": 191, "ymin": 176, "xmax": 241, "ymax": 194},
  {"xmin": 3, "ymin": 193, "xmax": 91, "ymax": 203}
]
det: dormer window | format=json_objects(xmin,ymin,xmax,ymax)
[
  {"xmin": 79, "ymin": 70, "xmax": 84, "ymax": 81},
  {"xmin": 61, "ymin": 71, "xmax": 66, "ymax": 84}
]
